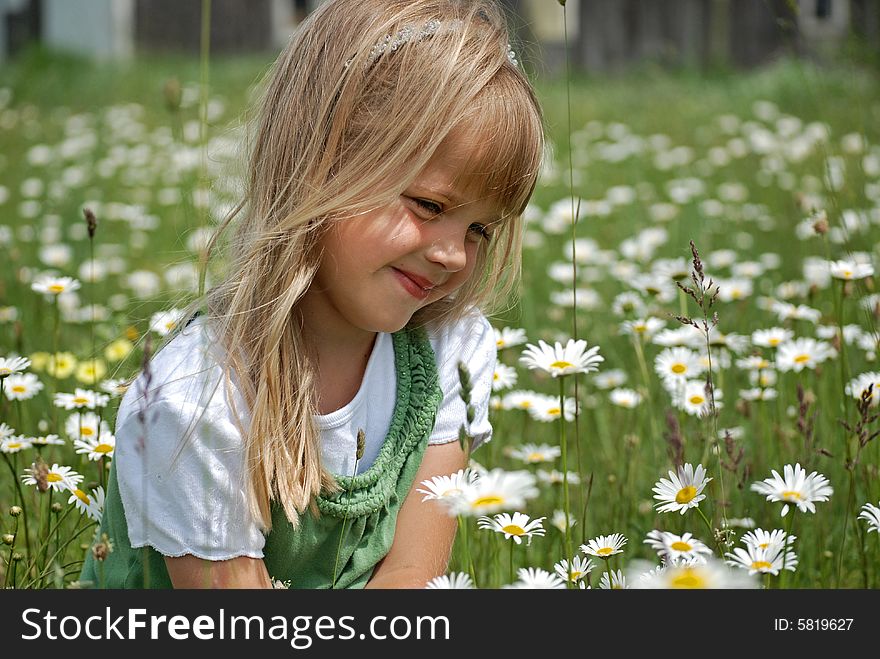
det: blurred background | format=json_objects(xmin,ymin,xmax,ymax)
[{"xmin": 1, "ymin": 0, "xmax": 879, "ymax": 71}]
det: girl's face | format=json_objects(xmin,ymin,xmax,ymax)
[{"xmin": 303, "ymin": 127, "xmax": 502, "ymax": 343}]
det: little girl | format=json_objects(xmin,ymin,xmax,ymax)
[{"xmin": 81, "ymin": 0, "xmax": 543, "ymax": 589}]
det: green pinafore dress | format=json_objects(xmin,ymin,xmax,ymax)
[{"xmin": 80, "ymin": 326, "xmax": 442, "ymax": 589}]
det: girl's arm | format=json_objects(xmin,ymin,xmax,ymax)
[
  {"xmin": 365, "ymin": 441, "xmax": 467, "ymax": 589},
  {"xmin": 164, "ymin": 555, "xmax": 274, "ymax": 589}
]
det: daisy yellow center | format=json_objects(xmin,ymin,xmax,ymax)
[
  {"xmin": 73, "ymin": 396, "xmax": 89, "ymax": 405},
  {"xmin": 165, "ymin": 321, "xmax": 177, "ymax": 331},
  {"xmin": 48, "ymin": 284, "xmax": 65, "ymax": 293},
  {"xmin": 751, "ymin": 561, "xmax": 773, "ymax": 570},
  {"xmin": 501, "ymin": 525, "xmax": 526, "ymax": 536},
  {"xmin": 759, "ymin": 542, "xmax": 770, "ymax": 549},
  {"xmin": 635, "ymin": 324, "xmax": 647, "ymax": 333},
  {"xmin": 794, "ymin": 354, "xmax": 810, "ymax": 364},
  {"xmin": 842, "ymin": 270, "xmax": 852, "ymax": 278},
  {"xmin": 596, "ymin": 547, "xmax": 614, "ymax": 556},
  {"xmin": 547, "ymin": 407, "xmax": 561, "ymax": 416},
  {"xmin": 473, "ymin": 496, "xmax": 504, "ymax": 508},
  {"xmin": 676, "ymin": 486, "xmax": 697, "ymax": 504},
  {"xmin": 689, "ymin": 395, "xmax": 705, "ymax": 405},
  {"xmin": 8, "ymin": 442, "xmax": 21, "ymax": 449},
  {"xmin": 669, "ymin": 569, "xmax": 707, "ymax": 589},
  {"xmin": 782, "ymin": 490, "xmax": 802, "ymax": 501},
  {"xmin": 493, "ymin": 373, "xmax": 499, "ymax": 380},
  {"xmin": 670, "ymin": 541, "xmax": 693, "ymax": 552},
  {"xmin": 527, "ymin": 452, "xmax": 543, "ymax": 462},
  {"xmin": 671, "ymin": 364, "xmax": 687, "ymax": 374},
  {"xmin": 95, "ymin": 444, "xmax": 113, "ymax": 454},
  {"xmin": 769, "ymin": 338, "xmax": 780, "ymax": 346},
  {"xmin": 81, "ymin": 427, "xmax": 95, "ymax": 437},
  {"xmin": 12, "ymin": 386, "xmax": 25, "ymax": 393},
  {"xmin": 0, "ymin": 368, "xmax": 10, "ymax": 375},
  {"xmin": 74, "ymin": 489, "xmax": 90, "ymax": 505},
  {"xmin": 519, "ymin": 402, "xmax": 532, "ymax": 409},
  {"xmin": 47, "ymin": 473, "xmax": 63, "ymax": 483},
  {"xmin": 570, "ymin": 570, "xmax": 582, "ymax": 580},
  {"xmin": 550, "ymin": 360, "xmax": 574, "ymax": 370},
  {"xmin": 732, "ymin": 290, "xmax": 742, "ymax": 299}
]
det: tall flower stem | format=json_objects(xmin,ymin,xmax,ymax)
[
  {"xmin": 2, "ymin": 453, "xmax": 32, "ymax": 563},
  {"xmin": 780, "ymin": 512, "xmax": 796, "ymax": 590},
  {"xmin": 558, "ymin": 377, "xmax": 573, "ymax": 587},
  {"xmin": 836, "ymin": 467, "xmax": 857, "ymax": 587},
  {"xmin": 508, "ymin": 538, "xmax": 514, "ymax": 584},
  {"xmin": 457, "ymin": 515, "xmax": 478, "ymax": 588}
]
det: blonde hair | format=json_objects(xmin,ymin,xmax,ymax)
[{"xmin": 174, "ymin": 0, "xmax": 544, "ymax": 530}]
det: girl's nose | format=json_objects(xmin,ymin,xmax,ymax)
[{"xmin": 425, "ymin": 229, "xmax": 467, "ymax": 273}]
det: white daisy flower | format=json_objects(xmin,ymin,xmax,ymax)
[
  {"xmin": 653, "ymin": 463, "xmax": 712, "ymax": 515},
  {"xmin": 21, "ymin": 463, "xmax": 83, "ymax": 493},
  {"xmin": 740, "ymin": 387, "xmax": 778, "ymax": 401},
  {"xmin": 750, "ymin": 463, "xmax": 833, "ymax": 516},
  {"xmin": 581, "ymin": 532, "xmax": 627, "ymax": 559},
  {"xmin": 0, "ymin": 422, "xmax": 13, "ymax": 440},
  {"xmin": 477, "ymin": 511, "xmax": 546, "ymax": 545},
  {"xmin": 491, "ymin": 363, "xmax": 518, "ymax": 391},
  {"xmin": 654, "ymin": 347, "xmax": 704, "ymax": 384},
  {"xmin": 0, "ymin": 355, "xmax": 30, "ymax": 377},
  {"xmin": 748, "ymin": 368, "xmax": 777, "ymax": 388},
  {"xmin": 740, "ymin": 528, "xmax": 795, "ymax": 551},
  {"xmin": 721, "ymin": 517, "xmax": 755, "ymax": 529},
  {"xmin": 149, "ymin": 308, "xmax": 186, "ymax": 336},
  {"xmin": 31, "ymin": 275, "xmax": 81, "ymax": 296},
  {"xmin": 644, "ymin": 530, "xmax": 713, "ymax": 564},
  {"xmin": 1, "ymin": 435, "xmax": 33, "ymax": 453},
  {"xmin": 770, "ymin": 301, "xmax": 821, "ymax": 324},
  {"xmin": 494, "ymin": 327, "xmax": 528, "ymax": 350},
  {"xmin": 31, "ymin": 434, "xmax": 65, "ymax": 447},
  {"xmin": 598, "ymin": 569, "xmax": 627, "ymax": 589},
  {"xmin": 751, "ymin": 327, "xmax": 793, "ymax": 348},
  {"xmin": 519, "ymin": 339, "xmax": 604, "ymax": 378},
  {"xmin": 611, "ymin": 291, "xmax": 647, "ymax": 317},
  {"xmin": 537, "ymin": 469, "xmax": 581, "ymax": 486},
  {"xmin": 508, "ymin": 443, "xmax": 561, "ymax": 464},
  {"xmin": 609, "ymin": 387, "xmax": 642, "ymax": 408},
  {"xmin": 416, "ymin": 468, "xmax": 478, "ymax": 503},
  {"xmin": 527, "ymin": 393, "xmax": 578, "ymax": 423},
  {"xmin": 554, "ymin": 556, "xmax": 594, "ymax": 583},
  {"xmin": 550, "ymin": 509, "xmax": 577, "ymax": 533},
  {"xmin": 828, "ymin": 259, "xmax": 873, "ymax": 280},
  {"xmin": 68, "ymin": 485, "xmax": 105, "ymax": 522},
  {"xmin": 593, "ymin": 368, "xmax": 627, "ymax": 390},
  {"xmin": 845, "ymin": 372, "xmax": 880, "ymax": 407},
  {"xmin": 53, "ymin": 387, "xmax": 110, "ymax": 410},
  {"xmin": 425, "ymin": 572, "xmax": 474, "ymax": 589},
  {"xmin": 725, "ymin": 543, "xmax": 797, "ymax": 575},
  {"xmin": 631, "ymin": 558, "xmax": 758, "ymax": 589},
  {"xmin": 859, "ymin": 502, "xmax": 880, "ymax": 534},
  {"xmin": 444, "ymin": 468, "xmax": 538, "ymax": 517},
  {"xmin": 505, "ymin": 567, "xmax": 567, "ymax": 589},
  {"xmin": 775, "ymin": 337, "xmax": 835, "ymax": 373},
  {"xmin": 65, "ymin": 411, "xmax": 111, "ymax": 443},
  {"xmin": 620, "ymin": 317, "xmax": 666, "ymax": 341},
  {"xmin": 674, "ymin": 379, "xmax": 721, "ymax": 417},
  {"xmin": 715, "ymin": 277, "xmax": 754, "ymax": 302},
  {"xmin": 501, "ymin": 389, "xmax": 541, "ymax": 412},
  {"xmin": 3, "ymin": 372, "xmax": 44, "ymax": 400},
  {"xmin": 73, "ymin": 432, "xmax": 116, "ymax": 461}
]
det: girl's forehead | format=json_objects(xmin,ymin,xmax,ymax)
[{"xmin": 413, "ymin": 126, "xmax": 503, "ymax": 203}]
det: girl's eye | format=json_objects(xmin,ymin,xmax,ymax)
[
  {"xmin": 412, "ymin": 198, "xmax": 443, "ymax": 215},
  {"xmin": 468, "ymin": 223, "xmax": 492, "ymax": 242}
]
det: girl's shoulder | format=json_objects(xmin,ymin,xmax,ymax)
[
  {"xmin": 116, "ymin": 316, "xmax": 241, "ymax": 429},
  {"xmin": 425, "ymin": 308, "xmax": 496, "ymax": 379}
]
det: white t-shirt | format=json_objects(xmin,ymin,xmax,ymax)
[{"xmin": 113, "ymin": 311, "xmax": 496, "ymax": 560}]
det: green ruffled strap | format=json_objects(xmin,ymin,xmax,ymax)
[{"xmin": 316, "ymin": 326, "xmax": 441, "ymax": 518}]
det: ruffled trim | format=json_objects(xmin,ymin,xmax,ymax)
[{"xmin": 316, "ymin": 326, "xmax": 441, "ymax": 518}]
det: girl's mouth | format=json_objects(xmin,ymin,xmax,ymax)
[{"xmin": 392, "ymin": 268, "xmax": 434, "ymax": 300}]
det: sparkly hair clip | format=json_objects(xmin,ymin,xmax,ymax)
[{"xmin": 348, "ymin": 18, "xmax": 519, "ymax": 70}]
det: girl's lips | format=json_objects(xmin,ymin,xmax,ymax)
[{"xmin": 392, "ymin": 268, "xmax": 433, "ymax": 300}]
